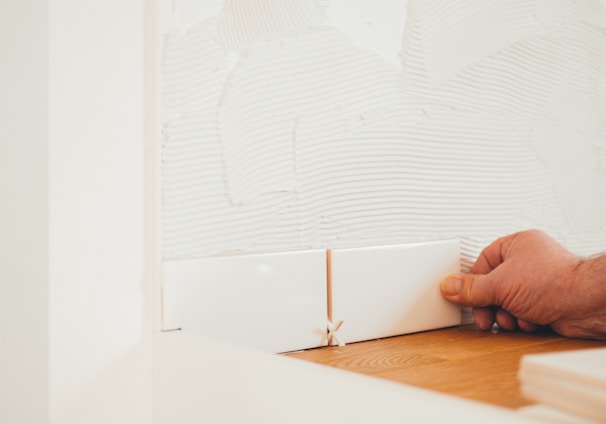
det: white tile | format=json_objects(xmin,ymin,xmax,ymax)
[
  {"xmin": 518, "ymin": 405, "xmax": 596, "ymax": 424},
  {"xmin": 519, "ymin": 348, "xmax": 606, "ymax": 422},
  {"xmin": 329, "ymin": 240, "xmax": 461, "ymax": 344},
  {"xmin": 162, "ymin": 250, "xmax": 327, "ymax": 353}
]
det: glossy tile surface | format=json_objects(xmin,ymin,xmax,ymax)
[
  {"xmin": 330, "ymin": 240, "xmax": 461, "ymax": 344},
  {"xmin": 162, "ymin": 250, "xmax": 327, "ymax": 353}
]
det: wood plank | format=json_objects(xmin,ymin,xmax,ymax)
[{"xmin": 285, "ymin": 324, "xmax": 605, "ymax": 409}]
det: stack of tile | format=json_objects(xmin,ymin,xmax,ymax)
[{"xmin": 518, "ymin": 348, "xmax": 606, "ymax": 422}]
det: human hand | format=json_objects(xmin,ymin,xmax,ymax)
[{"xmin": 440, "ymin": 230, "xmax": 606, "ymax": 340}]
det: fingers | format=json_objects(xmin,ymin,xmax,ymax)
[
  {"xmin": 472, "ymin": 308, "xmax": 516, "ymax": 332},
  {"xmin": 472, "ymin": 307, "xmax": 495, "ymax": 330},
  {"xmin": 472, "ymin": 308, "xmax": 538, "ymax": 332},
  {"xmin": 441, "ymin": 272, "xmax": 533, "ymax": 332},
  {"xmin": 495, "ymin": 309, "xmax": 517, "ymax": 331},
  {"xmin": 469, "ymin": 234, "xmax": 514, "ymax": 274},
  {"xmin": 517, "ymin": 319, "xmax": 537, "ymax": 333},
  {"xmin": 440, "ymin": 273, "xmax": 497, "ymax": 307}
]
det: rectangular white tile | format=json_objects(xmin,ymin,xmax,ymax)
[
  {"xmin": 162, "ymin": 250, "xmax": 328, "ymax": 353},
  {"xmin": 329, "ymin": 240, "xmax": 461, "ymax": 344}
]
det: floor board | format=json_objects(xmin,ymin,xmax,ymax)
[{"xmin": 285, "ymin": 324, "xmax": 605, "ymax": 409}]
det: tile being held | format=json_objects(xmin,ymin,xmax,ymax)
[{"xmin": 329, "ymin": 240, "xmax": 461, "ymax": 344}]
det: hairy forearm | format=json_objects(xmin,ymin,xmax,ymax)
[
  {"xmin": 576, "ymin": 254, "xmax": 606, "ymax": 299},
  {"xmin": 556, "ymin": 254, "xmax": 606, "ymax": 340},
  {"xmin": 440, "ymin": 230, "xmax": 606, "ymax": 340}
]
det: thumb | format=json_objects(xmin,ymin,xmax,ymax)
[{"xmin": 440, "ymin": 273, "xmax": 496, "ymax": 307}]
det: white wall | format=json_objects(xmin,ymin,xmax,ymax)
[
  {"xmin": 48, "ymin": 1, "xmax": 151, "ymax": 423},
  {"xmin": 0, "ymin": 1, "xmax": 49, "ymax": 422},
  {"xmin": 1, "ymin": 0, "xmax": 151, "ymax": 423}
]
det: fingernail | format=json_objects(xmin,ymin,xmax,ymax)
[{"xmin": 441, "ymin": 275, "xmax": 462, "ymax": 296}]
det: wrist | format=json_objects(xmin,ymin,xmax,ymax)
[
  {"xmin": 575, "ymin": 254, "xmax": 606, "ymax": 287},
  {"xmin": 549, "ymin": 254, "xmax": 606, "ymax": 340}
]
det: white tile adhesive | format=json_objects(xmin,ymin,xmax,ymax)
[{"xmin": 161, "ymin": 0, "xmax": 606, "ymax": 266}]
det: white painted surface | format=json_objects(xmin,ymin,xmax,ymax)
[
  {"xmin": 0, "ymin": 1, "xmax": 49, "ymax": 422},
  {"xmin": 330, "ymin": 240, "xmax": 461, "ymax": 344},
  {"xmin": 48, "ymin": 0, "xmax": 151, "ymax": 423},
  {"xmin": 1, "ymin": 1, "xmax": 152, "ymax": 422},
  {"xmin": 154, "ymin": 331, "xmax": 542, "ymax": 424},
  {"xmin": 163, "ymin": 250, "xmax": 328, "ymax": 352}
]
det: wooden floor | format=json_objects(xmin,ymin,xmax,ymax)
[{"xmin": 285, "ymin": 324, "xmax": 605, "ymax": 409}]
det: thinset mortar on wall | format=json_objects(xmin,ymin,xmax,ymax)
[{"xmin": 161, "ymin": 0, "xmax": 606, "ymax": 267}]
